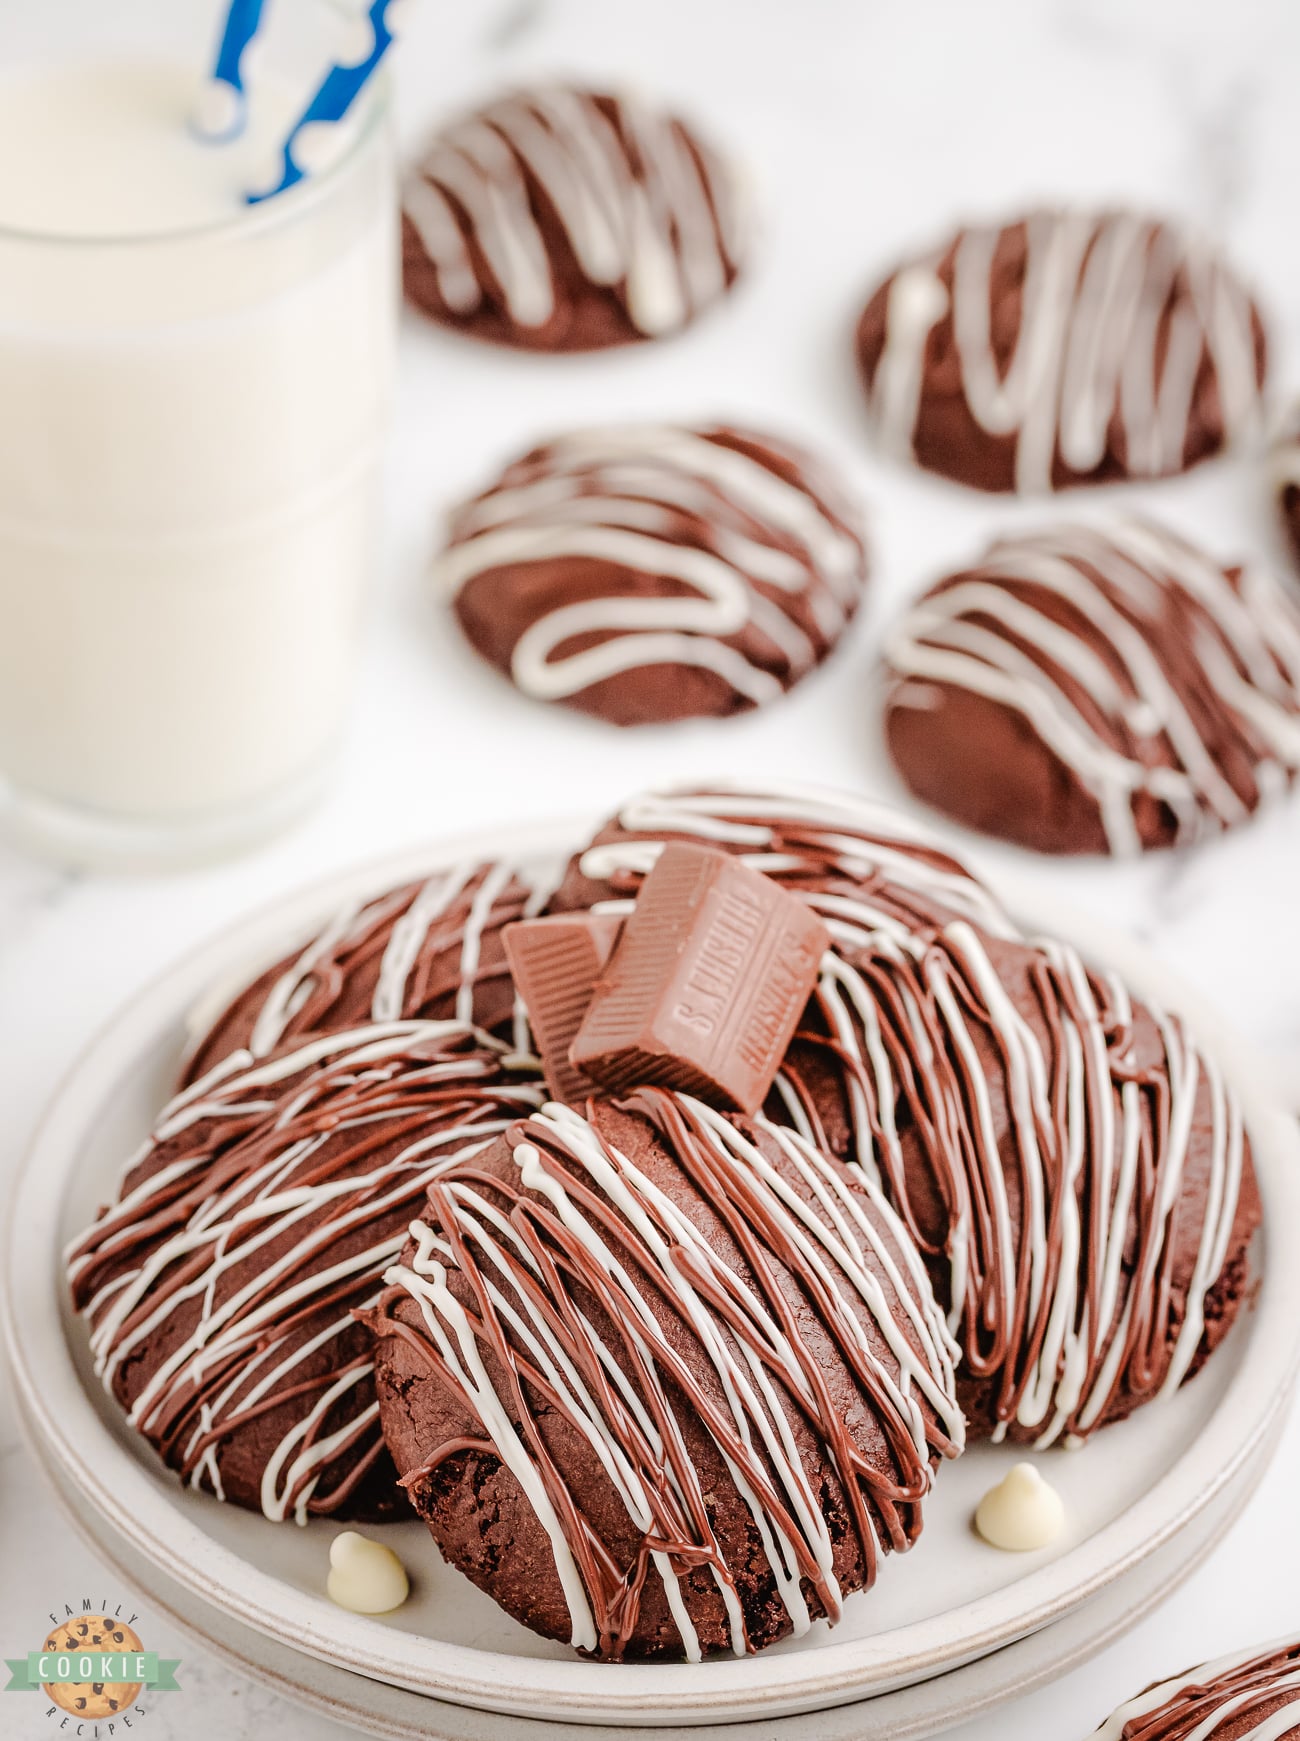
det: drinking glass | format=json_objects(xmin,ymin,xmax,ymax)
[{"xmin": 0, "ymin": 0, "xmax": 397, "ymax": 864}]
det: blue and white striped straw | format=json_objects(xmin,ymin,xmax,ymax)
[
  {"xmin": 247, "ymin": 0, "xmax": 406, "ymax": 204},
  {"xmin": 193, "ymin": 0, "xmax": 268, "ymax": 142}
]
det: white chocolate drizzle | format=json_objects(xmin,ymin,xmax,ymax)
[
  {"xmin": 885, "ymin": 520, "xmax": 1300, "ymax": 854},
  {"xmin": 377, "ymin": 1091, "xmax": 962, "ymax": 1660},
  {"xmin": 403, "ymin": 84, "xmax": 748, "ymax": 340},
  {"xmin": 864, "ymin": 210, "xmax": 1264, "ymax": 491},
  {"xmin": 185, "ymin": 858, "xmax": 553, "ymax": 1082},
  {"xmin": 1092, "ymin": 1635, "xmax": 1300, "ymax": 1741},
  {"xmin": 560, "ymin": 780, "xmax": 1252, "ymax": 1446},
  {"xmin": 67, "ymin": 1022, "xmax": 545, "ymax": 1523},
  {"xmin": 437, "ymin": 425, "xmax": 868, "ymax": 712}
]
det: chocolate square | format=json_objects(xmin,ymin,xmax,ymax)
[
  {"xmin": 569, "ymin": 841, "xmax": 829, "ymax": 1114},
  {"xmin": 503, "ymin": 913, "xmax": 624, "ymax": 1105}
]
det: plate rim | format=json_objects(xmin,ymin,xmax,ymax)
[
  {"xmin": 20, "ymin": 1386, "xmax": 1284, "ymax": 1741},
  {"xmin": 5, "ymin": 812, "xmax": 1300, "ymax": 1725}
]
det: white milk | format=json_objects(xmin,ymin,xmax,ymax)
[{"xmin": 0, "ymin": 59, "xmax": 395, "ymax": 853}]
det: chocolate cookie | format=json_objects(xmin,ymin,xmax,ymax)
[
  {"xmin": 402, "ymin": 84, "xmax": 748, "ymax": 351},
  {"xmin": 182, "ymin": 859, "xmax": 551, "ymax": 1087},
  {"xmin": 1093, "ymin": 1636, "xmax": 1300, "ymax": 1741},
  {"xmin": 369, "ymin": 1092, "xmax": 963, "ymax": 1660},
  {"xmin": 549, "ymin": 779, "xmax": 1020, "ymax": 1159},
  {"xmin": 68, "ymin": 1023, "xmax": 543, "ymax": 1522},
  {"xmin": 549, "ymin": 777, "xmax": 1018, "ymax": 944},
  {"xmin": 882, "ymin": 520, "xmax": 1300, "ymax": 856},
  {"xmin": 1272, "ymin": 408, "xmax": 1300, "ymax": 571},
  {"xmin": 440, "ymin": 425, "xmax": 869, "ymax": 725},
  {"xmin": 879, "ymin": 923, "xmax": 1260, "ymax": 1444},
  {"xmin": 553, "ymin": 781, "xmax": 1261, "ymax": 1444},
  {"xmin": 856, "ymin": 209, "xmax": 1267, "ymax": 492}
]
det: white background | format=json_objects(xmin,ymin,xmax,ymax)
[{"xmin": 3, "ymin": 0, "xmax": 1300, "ymax": 1735}]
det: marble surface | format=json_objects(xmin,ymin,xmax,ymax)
[{"xmin": 3, "ymin": 0, "xmax": 1300, "ymax": 1735}]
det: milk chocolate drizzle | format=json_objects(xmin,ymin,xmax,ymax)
[
  {"xmin": 560, "ymin": 782, "xmax": 1250, "ymax": 1445},
  {"xmin": 68, "ymin": 1022, "xmax": 545, "ymax": 1523},
  {"xmin": 183, "ymin": 858, "xmax": 553, "ymax": 1084},
  {"xmin": 1092, "ymin": 1636, "xmax": 1300, "ymax": 1741},
  {"xmin": 376, "ymin": 1091, "xmax": 963, "ymax": 1660}
]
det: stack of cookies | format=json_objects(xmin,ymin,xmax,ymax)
[{"xmin": 68, "ymin": 780, "xmax": 1260, "ymax": 1662}]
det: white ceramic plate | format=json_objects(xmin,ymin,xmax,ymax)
[
  {"xmin": 20, "ymin": 1386, "xmax": 1283, "ymax": 1741},
  {"xmin": 5, "ymin": 818, "xmax": 1300, "ymax": 1729}
]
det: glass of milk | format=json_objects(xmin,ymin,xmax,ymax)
[{"xmin": 0, "ymin": 0, "xmax": 396, "ymax": 865}]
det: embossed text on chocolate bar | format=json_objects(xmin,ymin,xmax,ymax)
[{"xmin": 569, "ymin": 841, "xmax": 829, "ymax": 1113}]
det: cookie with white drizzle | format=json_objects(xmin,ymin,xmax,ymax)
[
  {"xmin": 367, "ymin": 1090, "xmax": 963, "ymax": 1661},
  {"xmin": 440, "ymin": 424, "xmax": 869, "ymax": 725},
  {"xmin": 182, "ymin": 858, "xmax": 554, "ymax": 1088},
  {"xmin": 549, "ymin": 777, "xmax": 1023, "ymax": 1159},
  {"xmin": 898, "ymin": 923, "xmax": 1259, "ymax": 1445},
  {"xmin": 550, "ymin": 781, "xmax": 1261, "ymax": 1444},
  {"xmin": 68, "ymin": 1022, "xmax": 544, "ymax": 1523},
  {"xmin": 1271, "ymin": 406, "xmax": 1300, "ymax": 573},
  {"xmin": 856, "ymin": 209, "xmax": 1267, "ymax": 493},
  {"xmin": 402, "ymin": 83, "xmax": 749, "ymax": 352},
  {"xmin": 548, "ymin": 778, "xmax": 1013, "ymax": 932},
  {"xmin": 882, "ymin": 519, "xmax": 1300, "ymax": 855},
  {"xmin": 1091, "ymin": 1635, "xmax": 1300, "ymax": 1741}
]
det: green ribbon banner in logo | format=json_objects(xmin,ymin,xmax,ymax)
[{"xmin": 5, "ymin": 1652, "xmax": 181, "ymax": 1692}]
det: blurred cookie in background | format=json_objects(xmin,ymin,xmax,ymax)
[
  {"xmin": 856, "ymin": 209, "xmax": 1267, "ymax": 493},
  {"xmin": 438, "ymin": 422, "xmax": 869, "ymax": 725},
  {"xmin": 402, "ymin": 83, "xmax": 750, "ymax": 351},
  {"xmin": 1272, "ymin": 406, "xmax": 1300, "ymax": 572},
  {"xmin": 881, "ymin": 519, "xmax": 1300, "ymax": 855}
]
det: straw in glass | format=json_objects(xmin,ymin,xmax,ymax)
[
  {"xmin": 193, "ymin": 0, "xmax": 269, "ymax": 142},
  {"xmin": 246, "ymin": 0, "xmax": 405, "ymax": 202}
]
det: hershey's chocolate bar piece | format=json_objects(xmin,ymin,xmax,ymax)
[
  {"xmin": 503, "ymin": 914, "xmax": 624, "ymax": 1105},
  {"xmin": 569, "ymin": 841, "xmax": 829, "ymax": 1114}
]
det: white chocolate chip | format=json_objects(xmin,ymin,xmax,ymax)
[
  {"xmin": 327, "ymin": 1530, "xmax": 411, "ymax": 1613},
  {"xmin": 974, "ymin": 1462, "xmax": 1066, "ymax": 1552}
]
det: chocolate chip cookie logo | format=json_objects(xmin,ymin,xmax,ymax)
[{"xmin": 5, "ymin": 1600, "xmax": 180, "ymax": 1729}]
